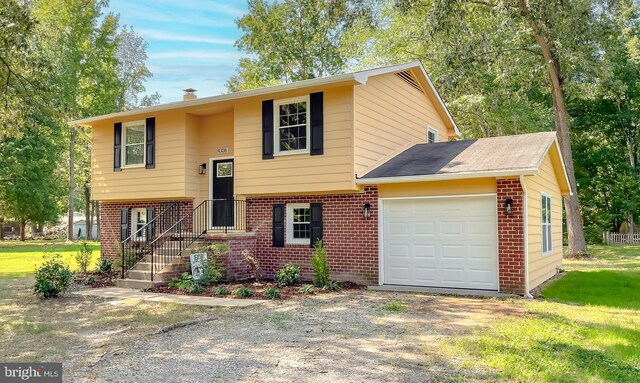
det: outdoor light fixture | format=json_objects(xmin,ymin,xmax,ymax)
[
  {"xmin": 504, "ymin": 198, "xmax": 514, "ymax": 215},
  {"xmin": 199, "ymin": 163, "xmax": 207, "ymax": 175},
  {"xmin": 363, "ymin": 203, "xmax": 371, "ymax": 219}
]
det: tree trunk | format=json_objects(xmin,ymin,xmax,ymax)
[
  {"xmin": 518, "ymin": 0, "xmax": 588, "ymax": 255},
  {"xmin": 0, "ymin": 223, "xmax": 4, "ymax": 241},
  {"xmin": 67, "ymin": 127, "xmax": 76, "ymax": 241},
  {"xmin": 84, "ymin": 182, "xmax": 91, "ymax": 240},
  {"xmin": 626, "ymin": 136, "xmax": 635, "ymax": 238},
  {"xmin": 19, "ymin": 219, "xmax": 26, "ymax": 241},
  {"xmin": 95, "ymin": 201, "xmax": 100, "ymax": 240}
]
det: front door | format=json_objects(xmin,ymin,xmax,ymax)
[{"xmin": 211, "ymin": 159, "xmax": 234, "ymax": 228}]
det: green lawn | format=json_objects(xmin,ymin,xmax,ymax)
[
  {"xmin": 445, "ymin": 245, "xmax": 640, "ymax": 382},
  {"xmin": 543, "ymin": 270, "xmax": 640, "ymax": 309},
  {"xmin": 0, "ymin": 241, "xmax": 101, "ymax": 279}
]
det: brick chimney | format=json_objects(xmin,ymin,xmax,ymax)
[{"xmin": 183, "ymin": 88, "xmax": 197, "ymax": 101}]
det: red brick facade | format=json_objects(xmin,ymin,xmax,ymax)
[
  {"xmin": 202, "ymin": 233, "xmax": 258, "ymax": 281},
  {"xmin": 496, "ymin": 178, "xmax": 526, "ymax": 294},
  {"xmin": 100, "ymin": 199, "xmax": 193, "ymax": 259},
  {"xmin": 246, "ymin": 186, "xmax": 379, "ymax": 285},
  {"xmin": 99, "ymin": 181, "xmax": 529, "ymax": 293}
]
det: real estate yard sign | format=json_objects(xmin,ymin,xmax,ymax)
[{"xmin": 190, "ymin": 253, "xmax": 208, "ymax": 281}]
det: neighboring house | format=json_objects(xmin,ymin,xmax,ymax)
[
  {"xmin": 59, "ymin": 212, "xmax": 98, "ymax": 239},
  {"xmin": 72, "ymin": 61, "xmax": 570, "ymax": 295}
]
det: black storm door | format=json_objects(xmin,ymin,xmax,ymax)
[{"xmin": 211, "ymin": 159, "xmax": 234, "ymax": 227}]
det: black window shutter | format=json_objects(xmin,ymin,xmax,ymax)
[
  {"xmin": 310, "ymin": 92, "xmax": 324, "ymax": 155},
  {"xmin": 272, "ymin": 204, "xmax": 285, "ymax": 247},
  {"xmin": 114, "ymin": 122, "xmax": 122, "ymax": 171},
  {"xmin": 145, "ymin": 117, "xmax": 155, "ymax": 169},
  {"xmin": 310, "ymin": 203, "xmax": 323, "ymax": 247},
  {"xmin": 262, "ymin": 100, "xmax": 274, "ymax": 159},
  {"xmin": 145, "ymin": 207, "xmax": 155, "ymax": 240},
  {"xmin": 120, "ymin": 208, "xmax": 129, "ymax": 241}
]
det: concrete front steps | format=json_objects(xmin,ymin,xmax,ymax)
[{"xmin": 116, "ymin": 242, "xmax": 199, "ymax": 289}]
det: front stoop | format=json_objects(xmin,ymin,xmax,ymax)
[
  {"xmin": 116, "ymin": 241, "xmax": 199, "ymax": 289},
  {"xmin": 116, "ymin": 232, "xmax": 257, "ymax": 289},
  {"xmin": 116, "ymin": 278, "xmax": 164, "ymax": 289}
]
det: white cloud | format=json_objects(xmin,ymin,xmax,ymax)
[{"xmin": 139, "ymin": 29, "xmax": 236, "ymax": 45}]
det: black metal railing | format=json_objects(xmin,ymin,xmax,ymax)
[{"xmin": 120, "ymin": 199, "xmax": 249, "ymax": 281}]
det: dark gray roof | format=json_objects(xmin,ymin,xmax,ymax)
[{"xmin": 361, "ymin": 132, "xmax": 557, "ymax": 179}]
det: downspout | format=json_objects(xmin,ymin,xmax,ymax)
[{"xmin": 520, "ymin": 175, "xmax": 534, "ymax": 299}]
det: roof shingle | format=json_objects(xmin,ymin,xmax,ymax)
[{"xmin": 361, "ymin": 132, "xmax": 557, "ymax": 179}]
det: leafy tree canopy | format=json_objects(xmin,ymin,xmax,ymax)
[{"xmin": 227, "ymin": 0, "xmax": 376, "ymax": 92}]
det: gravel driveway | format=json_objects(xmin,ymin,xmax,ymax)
[{"xmin": 69, "ymin": 291, "xmax": 521, "ymax": 383}]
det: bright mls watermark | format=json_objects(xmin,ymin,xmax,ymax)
[{"xmin": 0, "ymin": 363, "xmax": 62, "ymax": 383}]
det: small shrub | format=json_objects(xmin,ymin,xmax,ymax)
[
  {"xmin": 98, "ymin": 258, "xmax": 113, "ymax": 273},
  {"xmin": 33, "ymin": 254, "xmax": 73, "ymax": 298},
  {"xmin": 168, "ymin": 272, "xmax": 203, "ymax": 293},
  {"xmin": 242, "ymin": 249, "xmax": 261, "ymax": 281},
  {"xmin": 86, "ymin": 276, "xmax": 96, "ymax": 285},
  {"xmin": 214, "ymin": 286, "xmax": 230, "ymax": 296},
  {"xmin": 234, "ymin": 286, "xmax": 253, "ymax": 297},
  {"xmin": 75, "ymin": 241, "xmax": 93, "ymax": 273},
  {"xmin": 324, "ymin": 280, "xmax": 341, "ymax": 291},
  {"xmin": 264, "ymin": 287, "xmax": 281, "ymax": 299},
  {"xmin": 299, "ymin": 284, "xmax": 316, "ymax": 294},
  {"xmin": 310, "ymin": 240, "xmax": 331, "ymax": 288},
  {"xmin": 383, "ymin": 301, "xmax": 408, "ymax": 313},
  {"xmin": 275, "ymin": 263, "xmax": 301, "ymax": 287}
]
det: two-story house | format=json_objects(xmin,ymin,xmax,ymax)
[{"xmin": 73, "ymin": 62, "xmax": 570, "ymax": 296}]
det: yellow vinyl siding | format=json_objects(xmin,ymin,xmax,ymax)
[
  {"xmin": 192, "ymin": 109, "xmax": 237, "ymax": 205},
  {"xmin": 184, "ymin": 113, "xmax": 200, "ymax": 201},
  {"xmin": 354, "ymin": 71, "xmax": 449, "ymax": 177},
  {"xmin": 233, "ymin": 85, "xmax": 355, "ymax": 195},
  {"xmin": 91, "ymin": 110, "xmax": 186, "ymax": 201},
  {"xmin": 525, "ymin": 154, "xmax": 564, "ymax": 289},
  {"xmin": 378, "ymin": 178, "xmax": 496, "ymax": 198}
]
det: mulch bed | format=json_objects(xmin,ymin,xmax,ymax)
[
  {"xmin": 73, "ymin": 271, "xmax": 117, "ymax": 289},
  {"xmin": 147, "ymin": 280, "xmax": 364, "ymax": 300}
]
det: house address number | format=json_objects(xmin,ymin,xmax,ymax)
[{"xmin": 217, "ymin": 147, "xmax": 229, "ymax": 154}]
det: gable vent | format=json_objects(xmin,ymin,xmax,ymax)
[{"xmin": 395, "ymin": 70, "xmax": 424, "ymax": 94}]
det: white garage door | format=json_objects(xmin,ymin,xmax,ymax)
[{"xmin": 382, "ymin": 196, "xmax": 498, "ymax": 290}]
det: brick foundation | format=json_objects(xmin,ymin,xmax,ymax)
[
  {"xmin": 98, "ymin": 181, "xmax": 528, "ymax": 293},
  {"xmin": 246, "ymin": 186, "xmax": 379, "ymax": 285},
  {"xmin": 202, "ymin": 233, "xmax": 257, "ymax": 281},
  {"xmin": 497, "ymin": 178, "xmax": 526, "ymax": 294},
  {"xmin": 100, "ymin": 199, "xmax": 193, "ymax": 259}
]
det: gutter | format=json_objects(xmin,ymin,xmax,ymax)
[
  {"xmin": 520, "ymin": 175, "xmax": 533, "ymax": 299},
  {"xmin": 71, "ymin": 73, "xmax": 359, "ymax": 126},
  {"xmin": 356, "ymin": 168, "xmax": 538, "ymax": 185},
  {"xmin": 67, "ymin": 122, "xmax": 91, "ymax": 142}
]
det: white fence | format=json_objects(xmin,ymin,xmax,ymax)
[{"xmin": 603, "ymin": 231, "xmax": 640, "ymax": 246}]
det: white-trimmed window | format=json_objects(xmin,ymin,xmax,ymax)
[
  {"xmin": 427, "ymin": 126, "xmax": 439, "ymax": 143},
  {"xmin": 274, "ymin": 96, "xmax": 310, "ymax": 155},
  {"xmin": 541, "ymin": 193, "xmax": 552, "ymax": 255},
  {"xmin": 132, "ymin": 208, "xmax": 147, "ymax": 241},
  {"xmin": 286, "ymin": 203, "xmax": 311, "ymax": 244},
  {"xmin": 123, "ymin": 120, "xmax": 145, "ymax": 166}
]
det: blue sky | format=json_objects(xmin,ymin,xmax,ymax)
[{"xmin": 107, "ymin": 0, "xmax": 249, "ymax": 102}]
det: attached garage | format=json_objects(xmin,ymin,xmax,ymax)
[
  {"xmin": 380, "ymin": 195, "xmax": 498, "ymax": 290},
  {"xmin": 359, "ymin": 132, "xmax": 573, "ymax": 295}
]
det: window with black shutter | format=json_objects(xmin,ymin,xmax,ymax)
[{"xmin": 272, "ymin": 204, "xmax": 285, "ymax": 247}]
